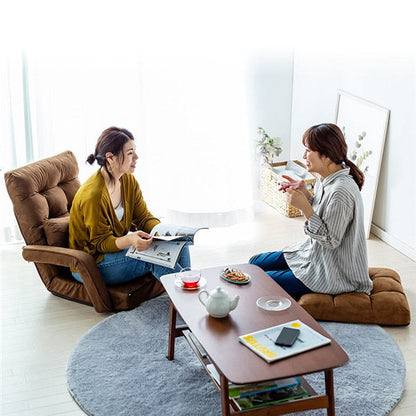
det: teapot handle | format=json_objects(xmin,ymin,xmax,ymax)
[{"xmin": 198, "ymin": 289, "xmax": 209, "ymax": 306}]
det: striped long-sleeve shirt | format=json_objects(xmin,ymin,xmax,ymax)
[{"xmin": 283, "ymin": 168, "xmax": 372, "ymax": 295}]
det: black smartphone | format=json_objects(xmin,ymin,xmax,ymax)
[{"xmin": 274, "ymin": 327, "xmax": 300, "ymax": 347}]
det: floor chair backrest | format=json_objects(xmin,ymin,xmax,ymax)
[{"xmin": 4, "ymin": 151, "xmax": 81, "ymax": 247}]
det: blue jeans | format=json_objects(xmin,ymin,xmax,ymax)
[
  {"xmin": 72, "ymin": 245, "xmax": 191, "ymax": 285},
  {"xmin": 249, "ymin": 250, "xmax": 312, "ymax": 300}
]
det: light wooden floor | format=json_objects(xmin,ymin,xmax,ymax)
[{"xmin": 1, "ymin": 204, "xmax": 415, "ymax": 415}]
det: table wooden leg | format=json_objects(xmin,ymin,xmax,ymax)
[
  {"xmin": 220, "ymin": 373, "xmax": 231, "ymax": 416},
  {"xmin": 325, "ymin": 369, "xmax": 335, "ymax": 416},
  {"xmin": 167, "ymin": 300, "xmax": 177, "ymax": 360}
]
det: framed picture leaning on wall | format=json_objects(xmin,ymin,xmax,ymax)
[{"xmin": 335, "ymin": 90, "xmax": 390, "ymax": 238}]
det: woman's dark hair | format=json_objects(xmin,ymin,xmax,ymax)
[
  {"xmin": 87, "ymin": 127, "xmax": 134, "ymax": 182},
  {"xmin": 302, "ymin": 123, "xmax": 365, "ymax": 190}
]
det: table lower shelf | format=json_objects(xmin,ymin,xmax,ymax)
[{"xmin": 181, "ymin": 329, "xmax": 332, "ymax": 415}]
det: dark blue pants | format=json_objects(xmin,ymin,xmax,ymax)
[{"xmin": 249, "ymin": 251, "xmax": 312, "ymax": 300}]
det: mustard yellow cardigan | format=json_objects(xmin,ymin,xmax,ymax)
[{"xmin": 69, "ymin": 170, "xmax": 160, "ymax": 264}]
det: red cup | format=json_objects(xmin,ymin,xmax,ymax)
[{"xmin": 179, "ymin": 268, "xmax": 201, "ymax": 288}]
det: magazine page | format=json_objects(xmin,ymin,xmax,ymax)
[
  {"xmin": 232, "ymin": 384, "xmax": 309, "ymax": 410},
  {"xmin": 126, "ymin": 240, "xmax": 188, "ymax": 269},
  {"xmin": 239, "ymin": 320, "xmax": 331, "ymax": 363},
  {"xmin": 206, "ymin": 364, "xmax": 300, "ymax": 398},
  {"xmin": 228, "ymin": 378, "xmax": 300, "ymax": 399},
  {"xmin": 150, "ymin": 223, "xmax": 206, "ymax": 243}
]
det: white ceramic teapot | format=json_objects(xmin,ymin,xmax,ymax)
[{"xmin": 198, "ymin": 286, "xmax": 239, "ymax": 318}]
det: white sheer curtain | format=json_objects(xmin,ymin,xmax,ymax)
[
  {"xmin": 137, "ymin": 57, "xmax": 254, "ymax": 226},
  {"xmin": 0, "ymin": 52, "xmax": 32, "ymax": 243},
  {"xmin": 0, "ymin": 54, "xmax": 32, "ymax": 166},
  {"xmin": 1, "ymin": 50, "xmax": 255, "ymax": 243}
]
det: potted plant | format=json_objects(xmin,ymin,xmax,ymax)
[{"xmin": 256, "ymin": 127, "xmax": 282, "ymax": 166}]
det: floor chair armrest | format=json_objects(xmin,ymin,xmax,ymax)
[{"xmin": 22, "ymin": 245, "xmax": 113, "ymax": 312}]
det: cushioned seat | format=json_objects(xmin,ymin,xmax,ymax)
[{"xmin": 298, "ymin": 267, "xmax": 411, "ymax": 326}]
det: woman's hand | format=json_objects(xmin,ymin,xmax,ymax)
[
  {"xmin": 129, "ymin": 231, "xmax": 153, "ymax": 251},
  {"xmin": 115, "ymin": 230, "xmax": 153, "ymax": 251},
  {"xmin": 286, "ymin": 188, "xmax": 314, "ymax": 219},
  {"xmin": 280, "ymin": 175, "xmax": 310, "ymax": 199}
]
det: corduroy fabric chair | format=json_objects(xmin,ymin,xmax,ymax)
[{"xmin": 4, "ymin": 150, "xmax": 164, "ymax": 313}]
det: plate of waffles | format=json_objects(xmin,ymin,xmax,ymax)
[{"xmin": 220, "ymin": 267, "xmax": 251, "ymax": 285}]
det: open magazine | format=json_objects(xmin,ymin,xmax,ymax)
[{"xmin": 126, "ymin": 223, "xmax": 206, "ymax": 269}]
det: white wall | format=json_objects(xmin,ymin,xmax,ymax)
[
  {"xmin": 245, "ymin": 52, "xmax": 294, "ymax": 163},
  {"xmin": 290, "ymin": 49, "xmax": 416, "ymax": 260},
  {"xmin": 245, "ymin": 51, "xmax": 294, "ymax": 207}
]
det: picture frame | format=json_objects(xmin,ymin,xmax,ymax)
[{"xmin": 335, "ymin": 90, "xmax": 390, "ymax": 238}]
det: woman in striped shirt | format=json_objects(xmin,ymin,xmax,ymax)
[{"xmin": 249, "ymin": 123, "xmax": 373, "ymax": 300}]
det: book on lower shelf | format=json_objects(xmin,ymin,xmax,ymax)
[
  {"xmin": 188, "ymin": 331, "xmax": 207, "ymax": 358},
  {"xmin": 206, "ymin": 364, "xmax": 300, "ymax": 398},
  {"xmin": 238, "ymin": 320, "xmax": 331, "ymax": 363},
  {"xmin": 232, "ymin": 384, "xmax": 310, "ymax": 410}
]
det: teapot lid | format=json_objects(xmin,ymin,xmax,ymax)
[{"xmin": 211, "ymin": 286, "xmax": 228, "ymax": 298}]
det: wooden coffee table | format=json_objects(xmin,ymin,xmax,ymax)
[{"xmin": 161, "ymin": 264, "xmax": 349, "ymax": 415}]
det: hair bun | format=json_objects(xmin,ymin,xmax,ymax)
[{"xmin": 86, "ymin": 153, "xmax": 96, "ymax": 165}]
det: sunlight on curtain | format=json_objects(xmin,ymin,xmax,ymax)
[
  {"xmin": 0, "ymin": 53, "xmax": 29, "ymax": 243},
  {"xmin": 137, "ymin": 58, "xmax": 254, "ymax": 226},
  {"xmin": 1, "ymin": 51, "xmax": 255, "ymax": 242},
  {"xmin": 1, "ymin": 52, "xmax": 146, "ymax": 243},
  {"xmin": 26, "ymin": 53, "xmax": 145, "ymax": 184}
]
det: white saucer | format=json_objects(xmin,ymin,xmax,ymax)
[
  {"xmin": 256, "ymin": 295, "xmax": 291, "ymax": 311},
  {"xmin": 174, "ymin": 277, "xmax": 207, "ymax": 291}
]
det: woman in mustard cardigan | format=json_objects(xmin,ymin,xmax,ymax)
[{"xmin": 69, "ymin": 126, "xmax": 190, "ymax": 285}]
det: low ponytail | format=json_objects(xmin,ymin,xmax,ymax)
[{"xmin": 345, "ymin": 159, "xmax": 365, "ymax": 191}]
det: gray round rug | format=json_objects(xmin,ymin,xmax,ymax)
[{"xmin": 67, "ymin": 295, "xmax": 405, "ymax": 416}]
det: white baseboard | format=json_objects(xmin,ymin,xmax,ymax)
[{"xmin": 371, "ymin": 224, "xmax": 416, "ymax": 262}]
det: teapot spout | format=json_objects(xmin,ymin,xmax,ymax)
[{"xmin": 230, "ymin": 295, "xmax": 240, "ymax": 311}]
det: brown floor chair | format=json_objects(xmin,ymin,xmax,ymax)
[{"xmin": 4, "ymin": 150, "xmax": 164, "ymax": 313}]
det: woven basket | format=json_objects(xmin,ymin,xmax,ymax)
[{"xmin": 259, "ymin": 160, "xmax": 317, "ymax": 217}]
